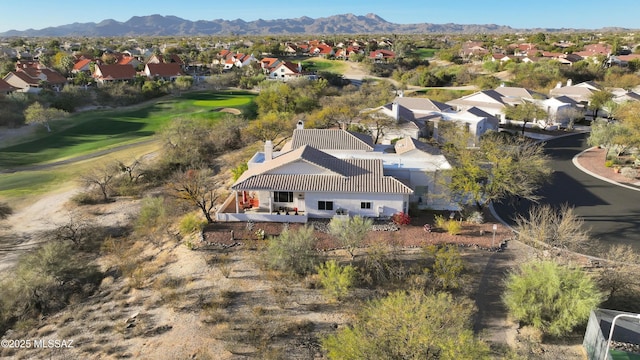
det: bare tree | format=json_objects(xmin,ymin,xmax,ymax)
[
  {"xmin": 513, "ymin": 203, "xmax": 590, "ymax": 251},
  {"xmin": 169, "ymin": 168, "xmax": 219, "ymax": 223},
  {"xmin": 81, "ymin": 163, "xmax": 119, "ymax": 203}
]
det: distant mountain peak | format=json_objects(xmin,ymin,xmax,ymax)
[{"xmin": 0, "ymin": 13, "xmax": 629, "ymax": 37}]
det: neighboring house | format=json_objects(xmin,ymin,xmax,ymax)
[
  {"xmin": 310, "ymin": 44, "xmax": 334, "ymax": 57},
  {"xmin": 436, "ymin": 107, "xmax": 500, "ymax": 145},
  {"xmin": 0, "ymin": 78, "xmax": 17, "ymax": 94},
  {"xmin": 549, "ymin": 80, "xmax": 602, "ymax": 105},
  {"xmin": 369, "ymin": 49, "xmax": 395, "ymax": 62},
  {"xmin": 267, "ymin": 61, "xmax": 302, "ymax": 82},
  {"xmin": 216, "ymin": 125, "xmax": 456, "ymax": 222},
  {"xmin": 536, "ymin": 96, "xmax": 582, "ymax": 127},
  {"xmin": 72, "ymin": 58, "xmax": 92, "ymax": 73},
  {"xmin": 147, "ymin": 53, "xmax": 184, "ymax": 65},
  {"xmin": 446, "ymin": 90, "xmax": 513, "ymax": 122},
  {"xmin": 93, "ymin": 64, "xmax": 137, "ymax": 84},
  {"xmin": 612, "ymin": 89, "xmax": 640, "ymax": 104},
  {"xmin": 375, "ymin": 96, "xmax": 454, "ymax": 141},
  {"xmin": 144, "ymin": 62, "xmax": 184, "ymax": 80},
  {"xmin": 3, "ymin": 67, "xmax": 67, "ymax": 93},
  {"xmin": 607, "ymin": 54, "xmax": 640, "ymax": 67},
  {"xmin": 117, "ymin": 56, "xmax": 141, "ymax": 69},
  {"xmin": 461, "ymin": 41, "xmax": 488, "ymax": 58}
]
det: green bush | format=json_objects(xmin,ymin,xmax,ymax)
[
  {"xmin": 434, "ymin": 214, "xmax": 447, "ymax": 229},
  {"xmin": 267, "ymin": 225, "xmax": 318, "ymax": 276},
  {"xmin": 179, "ymin": 213, "xmax": 207, "ymax": 235},
  {"xmin": 503, "ymin": 260, "xmax": 603, "ymax": 337},
  {"xmin": 445, "ymin": 220, "xmax": 462, "ymax": 235},
  {"xmin": 135, "ymin": 196, "xmax": 167, "ymax": 233},
  {"xmin": 321, "ymin": 290, "xmax": 490, "ymax": 359},
  {"xmin": 317, "ymin": 260, "xmax": 356, "ymax": 301},
  {"xmin": 604, "ymin": 160, "xmax": 614, "ymax": 168},
  {"xmin": 426, "ymin": 245, "xmax": 464, "ymax": 290}
]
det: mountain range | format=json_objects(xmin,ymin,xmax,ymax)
[{"xmin": 0, "ymin": 13, "xmax": 632, "ymax": 37}]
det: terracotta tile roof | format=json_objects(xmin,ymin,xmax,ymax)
[
  {"xmin": 145, "ymin": 62, "xmax": 183, "ymax": 77},
  {"xmin": 233, "ymin": 145, "xmax": 412, "ymax": 194},
  {"xmin": 95, "ymin": 64, "xmax": 136, "ymax": 80},
  {"xmin": 0, "ymin": 78, "xmax": 17, "ymax": 92},
  {"xmin": 73, "ymin": 59, "xmax": 92, "ymax": 71},
  {"xmin": 39, "ymin": 68, "xmax": 67, "ymax": 84},
  {"xmin": 289, "ymin": 129, "xmax": 374, "ymax": 151}
]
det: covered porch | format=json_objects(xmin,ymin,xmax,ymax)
[{"xmin": 215, "ymin": 190, "xmax": 308, "ymax": 223}]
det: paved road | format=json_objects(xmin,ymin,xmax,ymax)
[{"xmin": 493, "ymin": 133, "xmax": 640, "ymax": 252}]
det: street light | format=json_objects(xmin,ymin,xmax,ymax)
[
  {"xmin": 605, "ymin": 313, "xmax": 640, "ymax": 360},
  {"xmin": 492, "ymin": 224, "xmax": 498, "ymax": 248}
]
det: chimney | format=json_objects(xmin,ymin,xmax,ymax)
[
  {"xmin": 567, "ymin": 79, "xmax": 573, "ymax": 87},
  {"xmin": 298, "ymin": 61, "xmax": 302, "ymax": 73},
  {"xmin": 500, "ymin": 82, "xmax": 505, "ymax": 87},
  {"xmin": 555, "ymin": 81, "xmax": 562, "ymax": 89},
  {"xmin": 264, "ymin": 140, "xmax": 273, "ymax": 162},
  {"xmin": 392, "ymin": 101, "xmax": 400, "ymax": 121},
  {"xmin": 296, "ymin": 120, "xmax": 304, "ymax": 129}
]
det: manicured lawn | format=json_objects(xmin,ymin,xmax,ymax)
[
  {"xmin": 302, "ymin": 58, "xmax": 347, "ymax": 74},
  {"xmin": 0, "ymin": 91, "xmax": 255, "ymax": 168},
  {"xmin": 409, "ymin": 48, "xmax": 437, "ymax": 59},
  {"xmin": 0, "ymin": 141, "xmax": 162, "ymax": 200}
]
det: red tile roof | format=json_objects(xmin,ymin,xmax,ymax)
[
  {"xmin": 145, "ymin": 62, "xmax": 183, "ymax": 77},
  {"xmin": 73, "ymin": 59, "xmax": 92, "ymax": 71},
  {"xmin": 94, "ymin": 64, "xmax": 136, "ymax": 81}
]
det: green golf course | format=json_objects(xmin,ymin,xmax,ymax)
[
  {"xmin": 0, "ymin": 91, "xmax": 255, "ymax": 169},
  {"xmin": 0, "ymin": 90, "xmax": 255, "ymax": 198}
]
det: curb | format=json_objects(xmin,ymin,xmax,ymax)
[{"xmin": 572, "ymin": 147, "xmax": 640, "ymax": 192}]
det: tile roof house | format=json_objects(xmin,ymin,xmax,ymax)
[
  {"xmin": 72, "ymin": 58, "xmax": 92, "ymax": 73},
  {"xmin": 0, "ymin": 78, "xmax": 18, "ymax": 94},
  {"xmin": 3, "ymin": 67, "xmax": 67, "ymax": 93},
  {"xmin": 144, "ymin": 62, "xmax": 184, "ymax": 80},
  {"xmin": 374, "ymin": 96, "xmax": 454, "ymax": 142},
  {"xmin": 549, "ymin": 80, "xmax": 602, "ymax": 104},
  {"xmin": 93, "ymin": 64, "xmax": 137, "ymax": 84},
  {"xmin": 444, "ymin": 85, "xmax": 547, "ymax": 124},
  {"xmin": 369, "ymin": 49, "xmax": 396, "ymax": 62},
  {"xmin": 216, "ymin": 125, "xmax": 456, "ymax": 222},
  {"xmin": 267, "ymin": 61, "xmax": 302, "ymax": 82}
]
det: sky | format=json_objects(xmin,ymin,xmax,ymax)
[{"xmin": 1, "ymin": 0, "xmax": 639, "ymax": 33}]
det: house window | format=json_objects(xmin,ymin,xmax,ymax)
[
  {"xmin": 361, "ymin": 202, "xmax": 372, "ymax": 209},
  {"xmin": 318, "ymin": 201, "xmax": 334, "ymax": 211},
  {"xmin": 273, "ymin": 191, "xmax": 293, "ymax": 203}
]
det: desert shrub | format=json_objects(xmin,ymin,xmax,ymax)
[
  {"xmin": 0, "ymin": 241, "xmax": 102, "ymax": 332},
  {"xmin": 434, "ymin": 214, "xmax": 447, "ymax": 228},
  {"xmin": 503, "ymin": 259, "xmax": 603, "ymax": 337},
  {"xmin": 70, "ymin": 191, "xmax": 102, "ymax": 205},
  {"xmin": 135, "ymin": 196, "xmax": 167, "ymax": 233},
  {"xmin": 513, "ymin": 204, "xmax": 590, "ymax": 251},
  {"xmin": 266, "ymin": 225, "xmax": 318, "ymax": 276},
  {"xmin": 466, "ymin": 210, "xmax": 484, "ymax": 224},
  {"xmin": 321, "ymin": 290, "xmax": 490, "ymax": 359},
  {"xmin": 0, "ymin": 202, "xmax": 12, "ymax": 220},
  {"xmin": 445, "ymin": 220, "xmax": 462, "ymax": 235},
  {"xmin": 391, "ymin": 212, "xmax": 411, "ymax": 225},
  {"xmin": 425, "ymin": 244, "xmax": 464, "ymax": 290},
  {"xmin": 317, "ymin": 260, "xmax": 356, "ymax": 301},
  {"xmin": 179, "ymin": 212, "xmax": 207, "ymax": 235},
  {"xmin": 604, "ymin": 159, "xmax": 614, "ymax": 168},
  {"xmin": 621, "ymin": 166, "xmax": 637, "ymax": 179},
  {"xmin": 328, "ymin": 215, "xmax": 373, "ymax": 259}
]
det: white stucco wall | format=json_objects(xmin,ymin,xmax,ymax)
[{"xmin": 303, "ymin": 192, "xmax": 408, "ymax": 218}]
